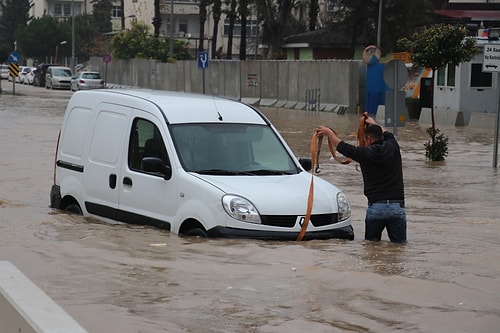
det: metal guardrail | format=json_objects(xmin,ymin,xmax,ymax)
[{"xmin": 305, "ymin": 88, "xmax": 320, "ymax": 111}]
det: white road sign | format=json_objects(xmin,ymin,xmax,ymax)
[{"xmin": 483, "ymin": 44, "xmax": 500, "ymax": 72}]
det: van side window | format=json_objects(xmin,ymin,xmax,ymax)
[{"xmin": 128, "ymin": 118, "xmax": 169, "ymax": 172}]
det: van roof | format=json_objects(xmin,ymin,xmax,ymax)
[{"xmin": 70, "ymin": 89, "xmax": 270, "ymax": 125}]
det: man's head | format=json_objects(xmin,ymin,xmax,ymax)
[{"xmin": 364, "ymin": 124, "xmax": 383, "ymax": 145}]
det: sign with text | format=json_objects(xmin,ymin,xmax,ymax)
[{"xmin": 483, "ymin": 44, "xmax": 500, "ymax": 72}]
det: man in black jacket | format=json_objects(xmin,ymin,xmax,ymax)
[{"xmin": 315, "ymin": 117, "xmax": 406, "ymax": 243}]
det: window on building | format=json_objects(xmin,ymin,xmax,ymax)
[
  {"xmin": 437, "ymin": 64, "xmax": 456, "ymax": 87},
  {"xmin": 54, "ymin": 3, "xmax": 72, "ymax": 17},
  {"xmin": 179, "ymin": 21, "xmax": 188, "ymax": 35},
  {"xmin": 437, "ymin": 66, "xmax": 446, "ymax": 86},
  {"xmin": 112, "ymin": 5, "xmax": 122, "ymax": 18},
  {"xmin": 470, "ymin": 63, "xmax": 492, "ymax": 88},
  {"xmin": 223, "ymin": 19, "xmax": 258, "ymax": 37},
  {"xmin": 447, "ymin": 65, "xmax": 456, "ymax": 87}
]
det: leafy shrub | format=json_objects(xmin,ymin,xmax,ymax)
[{"xmin": 424, "ymin": 127, "xmax": 448, "ymax": 161}]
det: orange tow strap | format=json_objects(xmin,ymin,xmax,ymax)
[{"xmin": 296, "ymin": 112, "xmax": 369, "ymax": 241}]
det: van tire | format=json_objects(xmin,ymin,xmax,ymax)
[
  {"xmin": 65, "ymin": 204, "xmax": 83, "ymax": 215},
  {"xmin": 185, "ymin": 228, "xmax": 208, "ymax": 238}
]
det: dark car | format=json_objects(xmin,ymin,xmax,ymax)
[{"xmin": 33, "ymin": 63, "xmax": 58, "ymax": 87}]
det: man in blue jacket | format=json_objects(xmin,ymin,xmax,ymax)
[{"xmin": 315, "ymin": 116, "xmax": 406, "ymax": 243}]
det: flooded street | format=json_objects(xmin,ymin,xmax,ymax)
[{"xmin": 1, "ymin": 84, "xmax": 499, "ymax": 332}]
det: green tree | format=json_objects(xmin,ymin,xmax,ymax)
[
  {"xmin": 74, "ymin": 14, "xmax": 101, "ymax": 60},
  {"xmin": 398, "ymin": 24, "xmax": 477, "ymax": 161},
  {"xmin": 257, "ymin": 0, "xmax": 298, "ymax": 59},
  {"xmin": 91, "ymin": 0, "xmax": 112, "ymax": 33},
  {"xmin": 111, "ymin": 21, "xmax": 193, "ymax": 62},
  {"xmin": 325, "ymin": 0, "xmax": 434, "ymax": 57},
  {"xmin": 309, "ymin": 0, "xmax": 319, "ymax": 31},
  {"xmin": 0, "ymin": 0, "xmax": 33, "ymax": 62},
  {"xmin": 16, "ymin": 16, "xmax": 71, "ymax": 63}
]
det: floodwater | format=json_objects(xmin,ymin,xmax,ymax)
[{"xmin": 1, "ymin": 84, "xmax": 499, "ymax": 333}]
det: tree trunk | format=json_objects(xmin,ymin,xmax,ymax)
[
  {"xmin": 152, "ymin": 0, "xmax": 162, "ymax": 37},
  {"xmin": 211, "ymin": 0, "xmax": 221, "ymax": 59},
  {"xmin": 239, "ymin": 0, "xmax": 248, "ymax": 60},
  {"xmin": 198, "ymin": 0, "xmax": 207, "ymax": 52},
  {"xmin": 430, "ymin": 69, "xmax": 436, "ymax": 142},
  {"xmin": 225, "ymin": 0, "xmax": 236, "ymax": 59}
]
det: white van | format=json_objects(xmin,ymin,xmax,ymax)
[{"xmin": 50, "ymin": 90, "xmax": 354, "ymax": 240}]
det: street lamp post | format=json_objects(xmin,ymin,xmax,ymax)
[
  {"xmin": 377, "ymin": 0, "xmax": 382, "ymax": 47},
  {"xmin": 71, "ymin": 0, "xmax": 75, "ymax": 70},
  {"xmin": 169, "ymin": 0, "xmax": 174, "ymax": 58},
  {"xmin": 55, "ymin": 40, "xmax": 67, "ymax": 64}
]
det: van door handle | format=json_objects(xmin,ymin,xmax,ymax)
[
  {"xmin": 109, "ymin": 174, "xmax": 117, "ymax": 189},
  {"xmin": 123, "ymin": 177, "xmax": 133, "ymax": 186}
]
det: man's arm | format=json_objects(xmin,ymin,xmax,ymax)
[{"xmin": 314, "ymin": 126, "xmax": 342, "ymax": 147}]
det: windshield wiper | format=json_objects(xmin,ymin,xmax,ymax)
[
  {"xmin": 196, "ymin": 169, "xmax": 239, "ymax": 175},
  {"xmin": 244, "ymin": 169, "xmax": 294, "ymax": 175}
]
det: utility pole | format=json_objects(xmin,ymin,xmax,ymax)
[{"xmin": 377, "ymin": 0, "xmax": 382, "ymax": 47}]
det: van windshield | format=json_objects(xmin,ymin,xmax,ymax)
[{"xmin": 170, "ymin": 123, "xmax": 300, "ymax": 175}]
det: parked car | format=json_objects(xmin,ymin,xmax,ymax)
[
  {"xmin": 45, "ymin": 66, "xmax": 72, "ymax": 90},
  {"xmin": 26, "ymin": 68, "xmax": 37, "ymax": 85},
  {"xmin": 33, "ymin": 63, "xmax": 58, "ymax": 87},
  {"xmin": 50, "ymin": 90, "xmax": 354, "ymax": 240},
  {"xmin": 71, "ymin": 71, "xmax": 104, "ymax": 91},
  {"xmin": 0, "ymin": 64, "xmax": 9, "ymax": 79},
  {"xmin": 19, "ymin": 66, "xmax": 34, "ymax": 84}
]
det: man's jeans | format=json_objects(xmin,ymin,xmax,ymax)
[{"xmin": 365, "ymin": 202, "xmax": 407, "ymax": 243}]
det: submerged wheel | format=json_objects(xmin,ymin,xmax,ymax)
[
  {"xmin": 65, "ymin": 203, "xmax": 83, "ymax": 215},
  {"xmin": 185, "ymin": 228, "xmax": 208, "ymax": 238}
]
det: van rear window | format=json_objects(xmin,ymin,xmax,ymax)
[{"xmin": 60, "ymin": 108, "xmax": 92, "ymax": 158}]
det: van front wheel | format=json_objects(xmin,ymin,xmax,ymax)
[
  {"xmin": 65, "ymin": 204, "xmax": 83, "ymax": 215},
  {"xmin": 185, "ymin": 228, "xmax": 208, "ymax": 238}
]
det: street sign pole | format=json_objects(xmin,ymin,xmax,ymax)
[
  {"xmin": 197, "ymin": 51, "xmax": 209, "ymax": 94},
  {"xmin": 8, "ymin": 52, "xmax": 21, "ymax": 96},
  {"xmin": 483, "ymin": 44, "xmax": 500, "ymax": 168},
  {"xmin": 494, "ymin": 74, "xmax": 500, "ymax": 168}
]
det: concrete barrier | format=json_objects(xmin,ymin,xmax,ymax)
[
  {"xmin": 259, "ymin": 98, "xmax": 277, "ymax": 107},
  {"xmin": 419, "ymin": 107, "xmax": 465, "ymax": 127},
  {"xmin": 0, "ymin": 261, "xmax": 87, "ymax": 333},
  {"xmin": 375, "ymin": 105, "xmax": 385, "ymax": 123},
  {"xmin": 468, "ymin": 112, "xmax": 497, "ymax": 129}
]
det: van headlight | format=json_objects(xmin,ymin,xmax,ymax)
[
  {"xmin": 337, "ymin": 192, "xmax": 351, "ymax": 221},
  {"xmin": 222, "ymin": 195, "xmax": 261, "ymax": 224}
]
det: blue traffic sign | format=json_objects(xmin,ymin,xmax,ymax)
[
  {"xmin": 197, "ymin": 51, "xmax": 209, "ymax": 69},
  {"xmin": 9, "ymin": 51, "xmax": 21, "ymax": 64}
]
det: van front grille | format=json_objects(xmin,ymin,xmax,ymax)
[{"xmin": 260, "ymin": 213, "xmax": 339, "ymax": 228}]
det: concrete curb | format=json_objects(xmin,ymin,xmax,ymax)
[{"xmin": 0, "ymin": 261, "xmax": 87, "ymax": 333}]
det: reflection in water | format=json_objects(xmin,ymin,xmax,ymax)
[{"xmin": 359, "ymin": 242, "xmax": 406, "ymax": 276}]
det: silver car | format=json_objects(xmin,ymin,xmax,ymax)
[
  {"xmin": 45, "ymin": 66, "xmax": 73, "ymax": 90},
  {"xmin": 71, "ymin": 71, "xmax": 104, "ymax": 91},
  {"xmin": 1, "ymin": 64, "xmax": 9, "ymax": 79}
]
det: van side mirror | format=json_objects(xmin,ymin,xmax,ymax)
[
  {"xmin": 299, "ymin": 157, "xmax": 312, "ymax": 171},
  {"xmin": 141, "ymin": 157, "xmax": 172, "ymax": 180}
]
